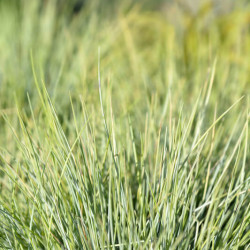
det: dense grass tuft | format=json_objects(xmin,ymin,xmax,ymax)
[{"xmin": 0, "ymin": 0, "xmax": 249, "ymax": 249}]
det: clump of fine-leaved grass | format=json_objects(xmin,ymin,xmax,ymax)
[
  {"xmin": 0, "ymin": 57, "xmax": 249, "ymax": 249},
  {"xmin": 0, "ymin": 0, "xmax": 249, "ymax": 249}
]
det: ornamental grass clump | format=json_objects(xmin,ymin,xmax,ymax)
[{"xmin": 0, "ymin": 0, "xmax": 249, "ymax": 249}]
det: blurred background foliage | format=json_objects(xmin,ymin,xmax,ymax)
[{"xmin": 0, "ymin": 0, "xmax": 249, "ymax": 144}]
